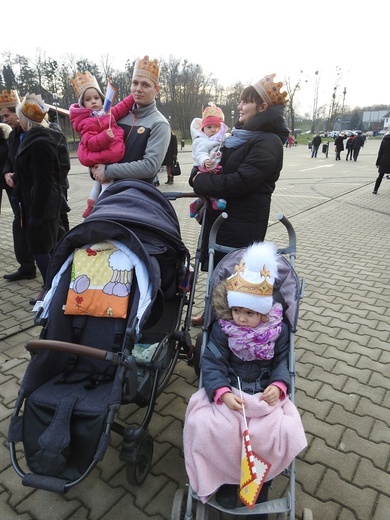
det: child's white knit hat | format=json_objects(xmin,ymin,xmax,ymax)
[{"xmin": 226, "ymin": 242, "xmax": 278, "ymax": 315}]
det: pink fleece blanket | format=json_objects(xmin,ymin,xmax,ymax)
[{"xmin": 183, "ymin": 387, "xmax": 307, "ymax": 503}]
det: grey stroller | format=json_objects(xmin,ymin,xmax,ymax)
[{"xmin": 172, "ymin": 212, "xmax": 313, "ymax": 520}]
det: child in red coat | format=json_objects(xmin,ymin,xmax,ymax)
[{"xmin": 70, "ymin": 71, "xmax": 134, "ymax": 217}]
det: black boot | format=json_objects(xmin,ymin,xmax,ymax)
[{"xmin": 215, "ymin": 484, "xmax": 239, "ymax": 509}]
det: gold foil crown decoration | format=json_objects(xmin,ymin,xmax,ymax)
[
  {"xmin": 226, "ymin": 260, "xmax": 273, "ymax": 297},
  {"xmin": 70, "ymin": 71, "xmax": 102, "ymax": 100},
  {"xmin": 20, "ymin": 93, "xmax": 49, "ymax": 123},
  {"xmin": 252, "ymin": 73, "xmax": 288, "ymax": 106},
  {"xmin": 202, "ymin": 103, "xmax": 225, "ymax": 121},
  {"xmin": 133, "ymin": 56, "xmax": 160, "ymax": 85},
  {"xmin": 0, "ymin": 89, "xmax": 20, "ymax": 108}
]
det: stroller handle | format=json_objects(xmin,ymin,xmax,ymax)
[
  {"xmin": 276, "ymin": 213, "xmax": 297, "ymax": 255},
  {"xmin": 26, "ymin": 339, "xmax": 119, "ymax": 363}
]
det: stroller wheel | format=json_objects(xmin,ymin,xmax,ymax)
[{"xmin": 125, "ymin": 432, "xmax": 153, "ymax": 485}]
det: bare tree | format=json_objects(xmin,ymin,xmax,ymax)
[{"xmin": 283, "ymin": 71, "xmax": 304, "ymax": 132}]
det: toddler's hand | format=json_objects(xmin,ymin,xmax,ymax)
[
  {"xmin": 261, "ymin": 385, "xmax": 281, "ymax": 406},
  {"xmin": 222, "ymin": 392, "xmax": 244, "ymax": 411}
]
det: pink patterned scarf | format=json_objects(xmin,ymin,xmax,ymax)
[{"xmin": 219, "ymin": 303, "xmax": 283, "ymax": 361}]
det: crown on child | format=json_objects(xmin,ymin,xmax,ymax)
[
  {"xmin": 252, "ymin": 73, "xmax": 288, "ymax": 106},
  {"xmin": 0, "ymin": 89, "xmax": 20, "ymax": 108},
  {"xmin": 133, "ymin": 56, "xmax": 160, "ymax": 85},
  {"xmin": 70, "ymin": 71, "xmax": 101, "ymax": 100},
  {"xmin": 20, "ymin": 93, "xmax": 48, "ymax": 122},
  {"xmin": 226, "ymin": 259, "xmax": 273, "ymax": 297},
  {"xmin": 202, "ymin": 103, "xmax": 225, "ymax": 121}
]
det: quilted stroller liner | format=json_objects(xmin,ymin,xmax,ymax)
[{"xmin": 8, "ymin": 181, "xmax": 190, "ymax": 493}]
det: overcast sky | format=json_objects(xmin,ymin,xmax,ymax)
[{"xmin": 1, "ymin": 1, "xmax": 386, "ymax": 115}]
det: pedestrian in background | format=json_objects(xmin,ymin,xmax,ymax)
[
  {"xmin": 352, "ymin": 132, "xmax": 365, "ymax": 161},
  {"xmin": 163, "ymin": 129, "xmax": 178, "ymax": 185},
  {"xmin": 373, "ymin": 131, "xmax": 390, "ymax": 194},
  {"xmin": 345, "ymin": 134, "xmax": 354, "ymax": 161},
  {"xmin": 334, "ymin": 132, "xmax": 347, "ymax": 160},
  {"xmin": 311, "ymin": 133, "xmax": 322, "ymax": 158}
]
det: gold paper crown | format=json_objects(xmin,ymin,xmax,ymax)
[
  {"xmin": 226, "ymin": 260, "xmax": 273, "ymax": 296},
  {"xmin": 20, "ymin": 93, "xmax": 48, "ymax": 123},
  {"xmin": 70, "ymin": 71, "xmax": 102, "ymax": 101},
  {"xmin": 202, "ymin": 103, "xmax": 225, "ymax": 121},
  {"xmin": 252, "ymin": 73, "xmax": 288, "ymax": 106},
  {"xmin": 0, "ymin": 89, "xmax": 20, "ymax": 108},
  {"xmin": 133, "ymin": 56, "xmax": 160, "ymax": 85}
]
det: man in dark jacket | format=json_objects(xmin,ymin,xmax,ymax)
[
  {"xmin": 352, "ymin": 132, "xmax": 365, "ymax": 161},
  {"xmin": 311, "ymin": 133, "xmax": 322, "ymax": 158},
  {"xmin": 1, "ymin": 90, "xmax": 36, "ymax": 281}
]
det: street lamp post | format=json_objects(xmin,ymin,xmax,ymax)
[
  {"xmin": 231, "ymin": 110, "xmax": 235, "ymax": 130},
  {"xmin": 340, "ymin": 87, "xmax": 347, "ymax": 132}
]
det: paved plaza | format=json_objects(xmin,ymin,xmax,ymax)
[{"xmin": 0, "ymin": 138, "xmax": 389, "ymax": 520}]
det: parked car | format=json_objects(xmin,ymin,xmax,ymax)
[{"xmin": 364, "ymin": 131, "xmax": 374, "ymax": 137}]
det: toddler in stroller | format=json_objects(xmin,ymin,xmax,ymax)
[
  {"xmin": 182, "ymin": 240, "xmax": 307, "ymax": 518},
  {"xmin": 8, "ymin": 180, "xmax": 192, "ymax": 493}
]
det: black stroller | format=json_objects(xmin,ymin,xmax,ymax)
[
  {"xmin": 172, "ymin": 212, "xmax": 313, "ymax": 520},
  {"xmin": 8, "ymin": 180, "xmax": 195, "ymax": 494}
]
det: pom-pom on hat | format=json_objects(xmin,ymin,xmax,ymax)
[
  {"xmin": 201, "ymin": 103, "xmax": 225, "ymax": 130},
  {"xmin": 70, "ymin": 71, "xmax": 104, "ymax": 107},
  {"xmin": 252, "ymin": 73, "xmax": 288, "ymax": 106},
  {"xmin": 133, "ymin": 56, "xmax": 160, "ymax": 85},
  {"xmin": 0, "ymin": 89, "xmax": 20, "ymax": 109},
  {"xmin": 226, "ymin": 242, "xmax": 278, "ymax": 315},
  {"xmin": 18, "ymin": 93, "xmax": 49, "ymax": 123}
]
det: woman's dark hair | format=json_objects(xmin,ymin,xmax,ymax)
[{"xmin": 240, "ymin": 86, "xmax": 264, "ymax": 106}]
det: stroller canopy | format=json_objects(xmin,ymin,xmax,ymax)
[{"xmin": 86, "ymin": 179, "xmax": 187, "ymax": 262}]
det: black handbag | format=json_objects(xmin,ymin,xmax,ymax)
[{"xmin": 171, "ymin": 161, "xmax": 181, "ymax": 176}]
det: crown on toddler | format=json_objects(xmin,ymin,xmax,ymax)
[
  {"xmin": 70, "ymin": 71, "xmax": 102, "ymax": 101},
  {"xmin": 226, "ymin": 260, "xmax": 273, "ymax": 297},
  {"xmin": 20, "ymin": 93, "xmax": 48, "ymax": 122},
  {"xmin": 0, "ymin": 89, "xmax": 20, "ymax": 108},
  {"xmin": 133, "ymin": 56, "xmax": 160, "ymax": 85},
  {"xmin": 252, "ymin": 73, "xmax": 288, "ymax": 106}
]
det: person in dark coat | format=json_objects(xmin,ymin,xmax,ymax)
[
  {"xmin": 162, "ymin": 130, "xmax": 178, "ymax": 185},
  {"xmin": 48, "ymin": 117, "xmax": 71, "ymax": 234},
  {"xmin": 345, "ymin": 135, "xmax": 354, "ymax": 161},
  {"xmin": 190, "ymin": 73, "xmax": 289, "ymax": 270},
  {"xmin": 1, "ymin": 90, "xmax": 37, "ymax": 281},
  {"xmin": 15, "ymin": 93, "xmax": 63, "ymax": 304},
  {"xmin": 352, "ymin": 132, "xmax": 365, "ymax": 161},
  {"xmin": 311, "ymin": 133, "xmax": 322, "ymax": 158},
  {"xmin": 189, "ymin": 73, "xmax": 289, "ymax": 326},
  {"xmin": 373, "ymin": 131, "xmax": 390, "ymax": 194},
  {"xmin": 0, "ymin": 122, "xmax": 12, "ymax": 212},
  {"xmin": 334, "ymin": 132, "xmax": 347, "ymax": 160}
]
